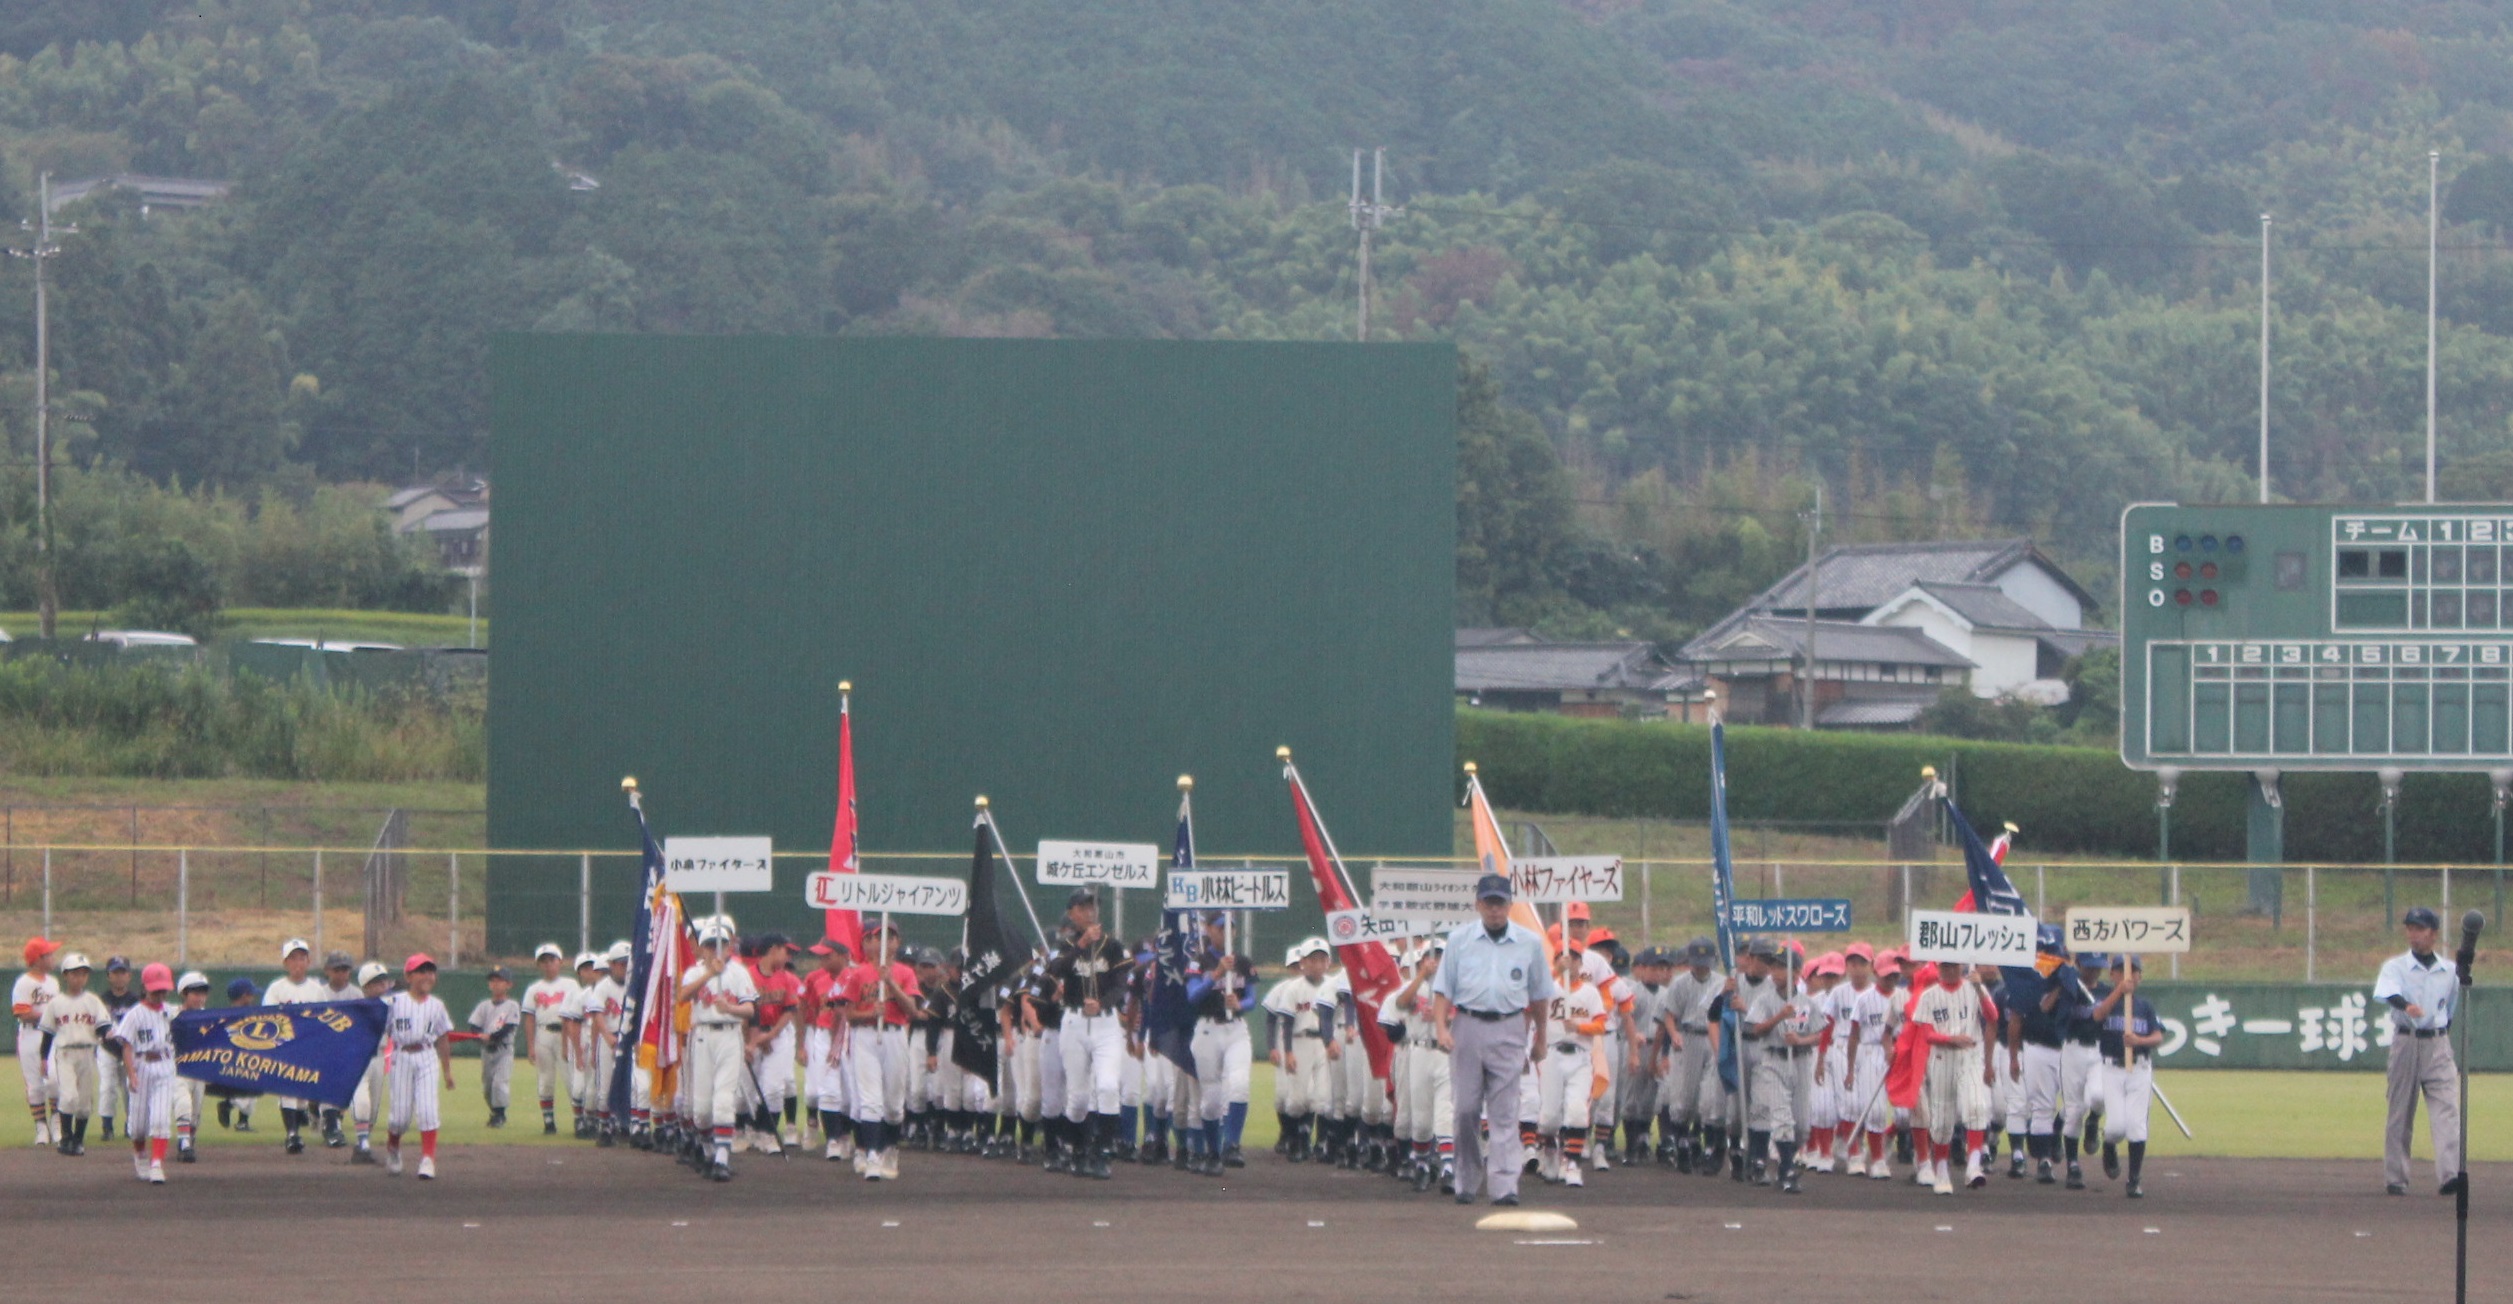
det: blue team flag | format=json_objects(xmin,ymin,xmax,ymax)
[
  {"xmin": 608, "ymin": 785, "xmax": 668, "ymax": 1122},
  {"xmin": 1144, "ymin": 790, "xmax": 1200, "ymax": 1076},
  {"xmin": 173, "ymin": 1000, "xmax": 387, "ymax": 1109},
  {"xmin": 1708, "ymin": 722, "xmax": 1742, "ymax": 1093},
  {"xmin": 1941, "ymin": 789, "xmax": 2039, "ymax": 989}
]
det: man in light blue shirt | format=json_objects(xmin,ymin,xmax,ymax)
[
  {"xmin": 2371, "ymin": 907, "xmax": 2460, "ymax": 1196},
  {"xmin": 1431, "ymin": 873, "xmax": 1557, "ymax": 1206}
]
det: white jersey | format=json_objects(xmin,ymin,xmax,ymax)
[
  {"xmin": 39, "ymin": 991, "xmax": 112, "ymax": 1049},
  {"xmin": 264, "ymin": 976, "xmax": 330, "ymax": 1007},
  {"xmin": 689, "ymin": 962, "xmax": 758, "ymax": 1028},
  {"xmin": 11, "ymin": 972, "xmax": 59, "ymax": 1024},
  {"xmin": 114, "ymin": 1002, "xmax": 176, "ymax": 1064},
  {"xmin": 586, "ymin": 977, "xmax": 625, "ymax": 1037},
  {"xmin": 524, "ymin": 977, "xmax": 582, "ymax": 1029},
  {"xmin": 1545, "ymin": 983, "xmax": 1609, "ymax": 1052},
  {"xmin": 1839, "ymin": 984, "xmax": 1892, "ymax": 1049},
  {"xmin": 1911, "ymin": 981, "xmax": 1989, "ymax": 1053},
  {"xmin": 384, "ymin": 993, "xmax": 455, "ymax": 1052},
  {"xmin": 1572, "ymin": 948, "xmax": 1629, "ymax": 1026},
  {"xmin": 1262, "ymin": 976, "xmax": 1334, "ymax": 1034}
]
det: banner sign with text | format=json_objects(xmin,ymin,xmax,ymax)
[
  {"xmin": 1163, "ymin": 869, "xmax": 1292, "ymax": 911},
  {"xmin": 1906, "ymin": 909, "xmax": 2038, "ymax": 966},
  {"xmin": 663, "ymin": 836, "xmax": 774, "ymax": 894},
  {"xmin": 1726, "ymin": 898, "xmax": 1853, "ymax": 933},
  {"xmin": 172, "ymin": 999, "xmax": 388, "ymax": 1109},
  {"xmin": 2064, "ymin": 905, "xmax": 2193, "ymax": 954},
  {"xmin": 1324, "ymin": 907, "xmax": 1422, "ymax": 947},
  {"xmin": 1035, "ymin": 840, "xmax": 1160, "ymax": 888},
  {"xmin": 1369, "ymin": 866, "xmax": 1479, "ymax": 934},
  {"xmin": 1511, "ymin": 855, "xmax": 1624, "ymax": 904},
  {"xmin": 805, "ymin": 871, "xmax": 967, "ymax": 917}
]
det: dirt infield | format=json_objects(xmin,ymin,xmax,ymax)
[{"xmin": 2, "ymin": 1142, "xmax": 2496, "ymax": 1302}]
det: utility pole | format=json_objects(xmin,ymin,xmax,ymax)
[
  {"xmin": 9, "ymin": 174, "xmax": 73, "ymax": 639},
  {"xmin": 2259, "ymin": 213, "xmax": 2272, "ymax": 505},
  {"xmin": 1349, "ymin": 148, "xmax": 1400, "ymax": 341},
  {"xmin": 2427, "ymin": 150, "xmax": 2441, "ymax": 504},
  {"xmin": 1800, "ymin": 481, "xmax": 1822, "ymax": 730}
]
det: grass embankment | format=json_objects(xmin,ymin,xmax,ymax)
[{"xmin": 1, "ymin": 608, "xmax": 484, "ymax": 647}]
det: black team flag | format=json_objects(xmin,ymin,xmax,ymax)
[{"xmin": 949, "ymin": 808, "xmax": 1014, "ymax": 1081}]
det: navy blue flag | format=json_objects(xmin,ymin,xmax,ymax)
[
  {"xmin": 950, "ymin": 813, "xmax": 1013, "ymax": 1082},
  {"xmin": 608, "ymin": 788, "xmax": 668, "ymax": 1122},
  {"xmin": 173, "ymin": 1000, "xmax": 386, "ymax": 1109},
  {"xmin": 1708, "ymin": 722, "xmax": 1742, "ymax": 1093},
  {"xmin": 1941, "ymin": 791, "xmax": 2040, "ymax": 989},
  {"xmin": 1144, "ymin": 792, "xmax": 1200, "ymax": 1076}
]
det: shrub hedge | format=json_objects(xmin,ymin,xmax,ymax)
[{"xmin": 1456, "ymin": 709, "xmax": 2508, "ymax": 863}]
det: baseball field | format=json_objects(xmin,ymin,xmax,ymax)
[{"xmin": 1, "ymin": 1063, "xmax": 2499, "ymax": 1304}]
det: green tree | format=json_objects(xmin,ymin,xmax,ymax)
[{"xmin": 109, "ymin": 534, "xmax": 223, "ymax": 639}]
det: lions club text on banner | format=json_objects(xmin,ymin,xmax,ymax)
[{"xmin": 172, "ymin": 999, "xmax": 388, "ymax": 1109}]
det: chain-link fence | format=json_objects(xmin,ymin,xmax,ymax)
[{"xmin": 2, "ymin": 804, "xmax": 2506, "ymax": 983}]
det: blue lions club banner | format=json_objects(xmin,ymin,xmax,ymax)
[{"xmin": 173, "ymin": 1000, "xmax": 388, "ymax": 1109}]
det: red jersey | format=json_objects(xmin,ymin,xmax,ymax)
[
  {"xmin": 751, "ymin": 964, "xmax": 801, "ymax": 1030},
  {"xmin": 800, "ymin": 968, "xmax": 845, "ymax": 1031},
  {"xmin": 837, "ymin": 962, "xmax": 922, "ymax": 1026}
]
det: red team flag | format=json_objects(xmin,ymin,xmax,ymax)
[
  {"xmin": 1282, "ymin": 751, "xmax": 1401, "ymax": 1081},
  {"xmin": 823, "ymin": 684, "xmax": 864, "ymax": 959}
]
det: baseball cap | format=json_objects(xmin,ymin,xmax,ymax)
[
  {"xmin": 355, "ymin": 961, "xmax": 390, "ymax": 986},
  {"xmin": 140, "ymin": 963, "xmax": 174, "ymax": 993},
  {"xmin": 1474, "ymin": 873, "xmax": 1512, "ymax": 902},
  {"xmin": 1873, "ymin": 952, "xmax": 1902, "ymax": 977},
  {"xmin": 534, "ymin": 942, "xmax": 565, "ymax": 961},
  {"xmin": 106, "ymin": 955, "xmax": 131, "ymax": 973},
  {"xmin": 485, "ymin": 966, "xmax": 511, "ymax": 982},
  {"xmin": 1066, "ymin": 888, "xmax": 1100, "ymax": 909},
  {"xmin": 2404, "ymin": 906, "xmax": 2442, "ymax": 929},
  {"xmin": 1588, "ymin": 927, "xmax": 1617, "ymax": 946},
  {"xmin": 1290, "ymin": 937, "xmax": 1330, "ymax": 962},
  {"xmin": 2110, "ymin": 954, "xmax": 2145, "ymax": 972},
  {"xmin": 695, "ymin": 920, "xmax": 732, "ymax": 946},
  {"xmin": 22, "ymin": 937, "xmax": 61, "ymax": 966},
  {"xmin": 176, "ymin": 970, "xmax": 210, "ymax": 993},
  {"xmin": 808, "ymin": 938, "xmax": 850, "ymax": 958},
  {"xmin": 280, "ymin": 937, "xmax": 311, "ymax": 960},
  {"xmin": 2035, "ymin": 924, "xmax": 2068, "ymax": 957},
  {"xmin": 574, "ymin": 951, "xmax": 599, "ymax": 969},
  {"xmin": 405, "ymin": 953, "xmax": 438, "ymax": 974},
  {"xmin": 1564, "ymin": 901, "xmax": 1592, "ymax": 922},
  {"xmin": 1844, "ymin": 941, "xmax": 1875, "ymax": 963},
  {"xmin": 325, "ymin": 950, "xmax": 354, "ymax": 971},
  {"xmin": 605, "ymin": 940, "xmax": 632, "ymax": 963},
  {"xmin": 58, "ymin": 951, "xmax": 91, "ymax": 973},
  {"xmin": 1814, "ymin": 950, "xmax": 1844, "ymax": 975},
  {"xmin": 225, "ymin": 977, "xmax": 259, "ymax": 1000}
]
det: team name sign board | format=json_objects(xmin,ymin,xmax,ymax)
[
  {"xmin": 1324, "ymin": 907, "xmax": 1418, "ymax": 947},
  {"xmin": 1369, "ymin": 866, "xmax": 1482, "ymax": 936},
  {"xmin": 1510, "ymin": 856, "xmax": 1624, "ymax": 903},
  {"xmin": 2064, "ymin": 906, "xmax": 2193, "ymax": 954},
  {"xmin": 804, "ymin": 871, "xmax": 967, "ymax": 916},
  {"xmin": 1727, "ymin": 898, "xmax": 1853, "ymax": 933},
  {"xmin": 1036, "ymin": 840, "xmax": 1159, "ymax": 888},
  {"xmin": 1906, "ymin": 910, "xmax": 2038, "ymax": 966},
  {"xmin": 1164, "ymin": 869, "xmax": 1292, "ymax": 911},
  {"xmin": 663, "ymin": 837, "xmax": 774, "ymax": 894}
]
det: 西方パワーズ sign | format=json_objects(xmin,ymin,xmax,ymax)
[{"xmin": 2064, "ymin": 905, "xmax": 2192, "ymax": 954}]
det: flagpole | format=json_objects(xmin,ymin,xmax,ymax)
[
  {"xmin": 978, "ymin": 799, "xmax": 1050, "ymax": 947},
  {"xmin": 1279, "ymin": 748, "xmax": 1367, "ymax": 906}
]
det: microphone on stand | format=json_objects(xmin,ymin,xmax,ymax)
[{"xmin": 2456, "ymin": 910, "xmax": 2484, "ymax": 986}]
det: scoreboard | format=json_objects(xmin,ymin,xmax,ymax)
[{"xmin": 2121, "ymin": 503, "xmax": 2513, "ymax": 771}]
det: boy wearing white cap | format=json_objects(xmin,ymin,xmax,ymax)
[
  {"xmin": 347, "ymin": 961, "xmax": 392, "ymax": 1162},
  {"xmin": 38, "ymin": 953, "xmax": 109, "ymax": 1155},
  {"xmin": 114, "ymin": 963, "xmax": 179, "ymax": 1183},
  {"xmin": 170, "ymin": 971, "xmax": 212, "ymax": 1162},
  {"xmin": 564, "ymin": 952, "xmax": 600, "ymax": 1135},
  {"xmin": 384, "ymin": 954, "xmax": 456, "ymax": 1178},
  {"xmin": 263, "ymin": 937, "xmax": 331, "ymax": 1154},
  {"xmin": 521, "ymin": 943, "xmax": 580, "ymax": 1135},
  {"xmin": 1263, "ymin": 939, "xmax": 1336, "ymax": 1163},
  {"xmin": 584, "ymin": 942, "xmax": 631, "ymax": 1144},
  {"xmin": 679, "ymin": 917, "xmax": 758, "ymax": 1180}
]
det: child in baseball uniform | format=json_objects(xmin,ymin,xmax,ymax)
[
  {"xmin": 39, "ymin": 953, "xmax": 110, "ymax": 1156},
  {"xmin": 798, "ymin": 937, "xmax": 855, "ymax": 1160},
  {"xmin": 469, "ymin": 967, "xmax": 522, "ymax": 1127},
  {"xmin": 2095, "ymin": 955, "xmax": 2163, "ymax": 1198},
  {"xmin": 679, "ymin": 919, "xmax": 758, "ymax": 1181},
  {"xmin": 1835, "ymin": 943, "xmax": 1895, "ymax": 1179},
  {"xmin": 263, "ymin": 938, "xmax": 331, "ymax": 1154},
  {"xmin": 114, "ymin": 963, "xmax": 179, "ymax": 1184},
  {"xmin": 1538, "ymin": 946, "xmax": 1609, "ymax": 1187},
  {"xmin": 170, "ymin": 971, "xmax": 212, "ymax": 1162},
  {"xmin": 95, "ymin": 957, "xmax": 138, "ymax": 1142},
  {"xmin": 1264, "ymin": 940, "xmax": 1336, "ymax": 1162},
  {"xmin": 565, "ymin": 952, "xmax": 600, "ymax": 1136},
  {"xmin": 13, "ymin": 937, "xmax": 62, "ymax": 1144},
  {"xmin": 584, "ymin": 944, "xmax": 630, "ymax": 1145},
  {"xmin": 1912, "ymin": 960, "xmax": 1997, "ymax": 1194},
  {"xmin": 216, "ymin": 978, "xmax": 260, "ymax": 1132},
  {"xmin": 346, "ymin": 961, "xmax": 392, "ymax": 1162},
  {"xmin": 521, "ymin": 943, "xmax": 581, "ymax": 1135},
  {"xmin": 383, "ymin": 954, "xmax": 456, "ymax": 1179}
]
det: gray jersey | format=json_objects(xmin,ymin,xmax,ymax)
[{"xmin": 1663, "ymin": 970, "xmax": 1722, "ymax": 1033}]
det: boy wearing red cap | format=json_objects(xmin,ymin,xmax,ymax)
[
  {"xmin": 14, "ymin": 937, "xmax": 62, "ymax": 1144},
  {"xmin": 114, "ymin": 964, "xmax": 179, "ymax": 1184},
  {"xmin": 1911, "ymin": 957, "xmax": 1998, "ymax": 1193},
  {"xmin": 1836, "ymin": 944, "xmax": 1895, "ymax": 1178},
  {"xmin": 383, "ymin": 954, "xmax": 456, "ymax": 1178}
]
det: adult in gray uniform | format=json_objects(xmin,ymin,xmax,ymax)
[
  {"xmin": 2373, "ymin": 906, "xmax": 2462, "ymax": 1196},
  {"xmin": 1660, "ymin": 938, "xmax": 1724, "ymax": 1173},
  {"xmin": 1431, "ymin": 873, "xmax": 1557, "ymax": 1207}
]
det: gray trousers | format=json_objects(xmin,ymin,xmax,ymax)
[
  {"xmin": 1451, "ymin": 1012, "xmax": 1531, "ymax": 1201},
  {"xmin": 2385, "ymin": 1032, "xmax": 2460, "ymax": 1189}
]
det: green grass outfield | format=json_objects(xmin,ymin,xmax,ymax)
[
  {"xmin": 2, "ymin": 608, "xmax": 483, "ymax": 648},
  {"xmin": 0, "ymin": 1065, "xmax": 2499, "ymax": 1164}
]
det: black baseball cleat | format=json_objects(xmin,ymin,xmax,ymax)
[
  {"xmin": 285, "ymin": 1134, "xmax": 305, "ymax": 1155},
  {"xmin": 486, "ymin": 1108, "xmax": 505, "ymax": 1130},
  {"xmin": 217, "ymin": 1100, "xmax": 233, "ymax": 1130},
  {"xmin": 709, "ymin": 1161, "xmax": 734, "ymax": 1182},
  {"xmin": 1779, "ymin": 1172, "xmax": 1802, "ymax": 1195},
  {"xmin": 233, "ymin": 1116, "xmax": 253, "ymax": 1132},
  {"xmin": 99, "ymin": 1119, "xmax": 115, "ymax": 1141},
  {"xmin": 2008, "ymin": 1151, "xmax": 2027, "ymax": 1179},
  {"xmin": 1222, "ymin": 1145, "xmax": 1245, "ymax": 1169},
  {"xmin": 1455, "ymin": 1191, "xmax": 1476, "ymax": 1205},
  {"xmin": 543, "ymin": 1119, "xmax": 558, "ymax": 1136},
  {"xmin": 2441, "ymin": 1175, "xmax": 2467, "ymax": 1196},
  {"xmin": 55, "ymin": 1134, "xmax": 72, "ymax": 1157},
  {"xmin": 2125, "ymin": 1179, "xmax": 2143, "ymax": 1199},
  {"xmin": 2101, "ymin": 1144, "xmax": 2120, "ymax": 1179},
  {"xmin": 1090, "ymin": 1151, "xmax": 1115, "ymax": 1180},
  {"xmin": 2065, "ymin": 1162, "xmax": 2085, "ymax": 1190},
  {"xmin": 2037, "ymin": 1159, "xmax": 2056, "ymax": 1185},
  {"xmin": 1491, "ymin": 1193, "xmax": 1520, "ymax": 1207},
  {"xmin": 178, "ymin": 1141, "xmax": 197, "ymax": 1164},
  {"xmin": 2385, "ymin": 1182, "xmax": 2408, "ymax": 1196}
]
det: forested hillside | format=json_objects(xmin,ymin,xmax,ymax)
[{"xmin": 6, "ymin": 0, "xmax": 2513, "ymax": 639}]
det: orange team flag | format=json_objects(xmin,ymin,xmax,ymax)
[
  {"xmin": 823, "ymin": 684, "xmax": 864, "ymax": 958},
  {"xmin": 1464, "ymin": 765, "xmax": 1556, "ymax": 970}
]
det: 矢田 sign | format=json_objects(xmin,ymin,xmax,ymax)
[
  {"xmin": 804, "ymin": 871, "xmax": 968, "ymax": 917},
  {"xmin": 1035, "ymin": 840, "xmax": 1159, "ymax": 888},
  {"xmin": 2065, "ymin": 906, "xmax": 2193, "ymax": 954},
  {"xmin": 1511, "ymin": 855, "xmax": 1624, "ymax": 904},
  {"xmin": 1906, "ymin": 909, "xmax": 2038, "ymax": 966},
  {"xmin": 1324, "ymin": 907, "xmax": 1418, "ymax": 947},
  {"xmin": 1164, "ymin": 869, "xmax": 1292, "ymax": 911},
  {"xmin": 663, "ymin": 836, "xmax": 774, "ymax": 894},
  {"xmin": 1727, "ymin": 898, "xmax": 1853, "ymax": 933}
]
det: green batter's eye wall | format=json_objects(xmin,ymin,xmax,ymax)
[{"xmin": 487, "ymin": 336, "xmax": 1458, "ymax": 954}]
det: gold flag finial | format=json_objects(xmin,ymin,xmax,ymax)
[
  {"xmin": 839, "ymin": 679, "xmax": 852, "ymax": 694},
  {"xmin": 1463, "ymin": 761, "xmax": 1478, "ymax": 775},
  {"xmin": 1920, "ymin": 766, "xmax": 1937, "ymax": 781},
  {"xmin": 1178, "ymin": 774, "xmax": 1194, "ymax": 791},
  {"xmin": 1276, "ymin": 745, "xmax": 1292, "ymax": 762},
  {"xmin": 620, "ymin": 776, "xmax": 638, "ymax": 792},
  {"xmin": 974, "ymin": 794, "xmax": 989, "ymax": 810}
]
